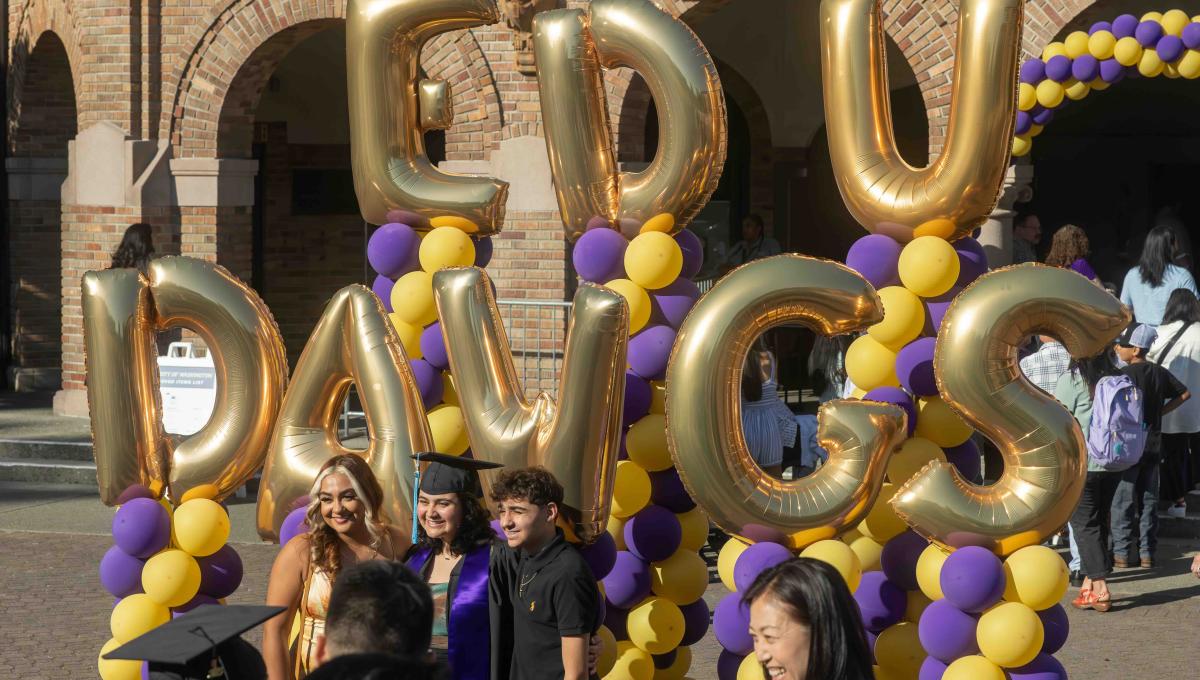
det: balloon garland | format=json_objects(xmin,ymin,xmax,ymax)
[{"xmin": 1013, "ymin": 10, "xmax": 1200, "ymax": 157}]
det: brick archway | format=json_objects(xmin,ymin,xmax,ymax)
[{"xmin": 7, "ymin": 0, "xmax": 83, "ymax": 138}]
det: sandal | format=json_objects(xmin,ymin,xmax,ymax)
[
  {"xmin": 1071, "ymin": 588, "xmax": 1093, "ymax": 610},
  {"xmin": 1091, "ymin": 592, "xmax": 1112, "ymax": 612},
  {"xmin": 1071, "ymin": 588, "xmax": 1112, "ymax": 612}
]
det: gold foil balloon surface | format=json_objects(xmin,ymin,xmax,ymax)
[
  {"xmin": 892, "ymin": 265, "xmax": 1130, "ymax": 555},
  {"xmin": 433, "ymin": 267, "xmax": 629, "ymax": 543},
  {"xmin": 820, "ymin": 0, "xmax": 1024, "ymax": 241},
  {"xmin": 533, "ymin": 0, "xmax": 726, "ymax": 240},
  {"xmin": 347, "ymin": 0, "xmax": 508, "ymax": 233},
  {"xmin": 666, "ymin": 255, "xmax": 907, "ymax": 549}
]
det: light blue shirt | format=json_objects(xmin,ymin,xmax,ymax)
[{"xmin": 1120, "ymin": 264, "xmax": 1199, "ymax": 325}]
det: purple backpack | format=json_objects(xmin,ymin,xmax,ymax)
[{"xmin": 1086, "ymin": 375, "xmax": 1147, "ymax": 471}]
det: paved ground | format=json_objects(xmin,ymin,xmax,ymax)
[{"xmin": 2, "ymin": 482, "xmax": 1199, "ymax": 679}]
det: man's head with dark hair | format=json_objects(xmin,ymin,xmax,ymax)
[
  {"xmin": 307, "ymin": 653, "xmax": 444, "ymax": 680},
  {"xmin": 490, "ymin": 467, "xmax": 564, "ymax": 553},
  {"xmin": 741, "ymin": 214, "xmax": 765, "ymax": 241},
  {"xmin": 315, "ymin": 561, "xmax": 433, "ymax": 666},
  {"xmin": 1013, "ymin": 210, "xmax": 1042, "ymax": 245}
]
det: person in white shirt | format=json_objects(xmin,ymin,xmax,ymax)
[{"xmin": 1148, "ymin": 288, "xmax": 1200, "ymax": 517}]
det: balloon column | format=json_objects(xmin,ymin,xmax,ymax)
[
  {"xmin": 99, "ymin": 485, "xmax": 241, "ymax": 680},
  {"xmin": 1013, "ymin": 10, "xmax": 1200, "ymax": 157}
]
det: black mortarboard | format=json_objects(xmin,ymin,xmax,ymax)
[
  {"xmin": 103, "ymin": 604, "xmax": 282, "ymax": 679},
  {"xmin": 412, "ymin": 451, "xmax": 503, "ymax": 496}
]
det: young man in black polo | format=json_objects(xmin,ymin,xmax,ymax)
[{"xmin": 488, "ymin": 467, "xmax": 600, "ymax": 680}]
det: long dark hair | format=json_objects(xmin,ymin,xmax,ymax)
[
  {"xmin": 1163, "ymin": 288, "xmax": 1200, "ymax": 326},
  {"xmin": 1138, "ymin": 225, "xmax": 1178, "ymax": 287},
  {"xmin": 110, "ymin": 223, "xmax": 155, "ymax": 272},
  {"xmin": 1070, "ymin": 351, "xmax": 1119, "ymax": 393},
  {"xmin": 808, "ymin": 335, "xmax": 851, "ymax": 399},
  {"xmin": 742, "ymin": 558, "xmax": 874, "ymax": 680},
  {"xmin": 415, "ymin": 490, "xmax": 495, "ymax": 556}
]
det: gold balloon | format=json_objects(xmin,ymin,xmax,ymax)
[
  {"xmin": 819, "ymin": 0, "xmax": 1024, "ymax": 242},
  {"xmin": 533, "ymin": 0, "xmax": 727, "ymax": 240},
  {"xmin": 83, "ymin": 258, "xmax": 288, "ymax": 506},
  {"xmin": 347, "ymin": 0, "xmax": 508, "ymax": 233},
  {"xmin": 432, "ymin": 267, "xmax": 629, "ymax": 543},
  {"xmin": 666, "ymin": 255, "xmax": 908, "ymax": 549},
  {"xmin": 892, "ymin": 265, "xmax": 1130, "ymax": 555},
  {"xmin": 257, "ymin": 285, "xmax": 434, "ymax": 541}
]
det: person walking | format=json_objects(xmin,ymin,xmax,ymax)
[
  {"xmin": 1148, "ymin": 289, "xmax": 1200, "ymax": 518},
  {"xmin": 1121, "ymin": 226, "xmax": 1199, "ymax": 326}
]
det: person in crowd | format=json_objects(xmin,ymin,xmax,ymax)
[
  {"xmin": 1012, "ymin": 211, "xmax": 1042, "ymax": 264},
  {"xmin": 110, "ymin": 222, "xmax": 156, "ymax": 273},
  {"xmin": 1020, "ymin": 334, "xmax": 1072, "ymax": 395},
  {"xmin": 1112, "ymin": 325, "xmax": 1191, "ymax": 570},
  {"xmin": 263, "ymin": 454, "xmax": 410, "ymax": 679},
  {"xmin": 489, "ymin": 467, "xmax": 600, "ymax": 680},
  {"xmin": 742, "ymin": 344, "xmax": 798, "ymax": 478},
  {"xmin": 743, "ymin": 557, "xmax": 875, "ymax": 680},
  {"xmin": 722, "ymin": 214, "xmax": 782, "ymax": 272},
  {"xmin": 1193, "ymin": 553, "xmax": 1200, "ymax": 578},
  {"xmin": 1044, "ymin": 224, "xmax": 1098, "ymax": 280},
  {"xmin": 1121, "ymin": 225, "xmax": 1199, "ymax": 326},
  {"xmin": 807, "ymin": 335, "xmax": 853, "ymax": 403},
  {"xmin": 1148, "ymin": 289, "xmax": 1200, "ymax": 518}
]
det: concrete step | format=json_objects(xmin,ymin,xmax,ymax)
[
  {"xmin": 0, "ymin": 437, "xmax": 93, "ymax": 462},
  {"xmin": 0, "ymin": 458, "xmax": 97, "ymax": 485},
  {"xmin": 1158, "ymin": 510, "xmax": 1200, "ymax": 540}
]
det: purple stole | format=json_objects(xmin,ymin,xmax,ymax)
[{"xmin": 408, "ymin": 543, "xmax": 492, "ymax": 680}]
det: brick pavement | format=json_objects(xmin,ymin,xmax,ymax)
[{"xmin": 2, "ymin": 530, "xmax": 1197, "ymax": 679}]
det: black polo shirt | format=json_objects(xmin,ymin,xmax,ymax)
[{"xmin": 488, "ymin": 530, "xmax": 601, "ymax": 680}]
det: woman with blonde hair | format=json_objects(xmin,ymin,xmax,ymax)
[
  {"xmin": 1044, "ymin": 224, "xmax": 1097, "ymax": 281},
  {"xmin": 262, "ymin": 454, "xmax": 410, "ymax": 679}
]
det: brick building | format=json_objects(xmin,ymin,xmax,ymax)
[{"xmin": 5, "ymin": 0, "xmax": 1199, "ymax": 415}]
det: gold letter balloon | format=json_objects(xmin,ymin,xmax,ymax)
[
  {"xmin": 533, "ymin": 0, "xmax": 726, "ymax": 240},
  {"xmin": 820, "ymin": 0, "xmax": 1023, "ymax": 241},
  {"xmin": 666, "ymin": 256, "xmax": 908, "ymax": 549},
  {"xmin": 892, "ymin": 265, "xmax": 1130, "ymax": 555},
  {"xmin": 347, "ymin": 0, "xmax": 508, "ymax": 233},
  {"xmin": 83, "ymin": 257, "xmax": 288, "ymax": 505}
]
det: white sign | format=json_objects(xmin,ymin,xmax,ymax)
[{"xmin": 158, "ymin": 343, "xmax": 217, "ymax": 436}]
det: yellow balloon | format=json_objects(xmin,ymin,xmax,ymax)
[
  {"xmin": 1041, "ymin": 41, "xmax": 1068, "ymax": 60},
  {"xmin": 388, "ymin": 314, "xmax": 424, "ymax": 360},
  {"xmin": 888, "ymin": 437, "xmax": 946, "ymax": 486},
  {"xmin": 904, "ymin": 590, "xmax": 932, "ymax": 623},
  {"xmin": 613, "ymin": 460, "xmax": 652, "ymax": 518},
  {"xmin": 916, "ymin": 544, "xmax": 949, "ymax": 601},
  {"xmin": 627, "ymin": 414, "xmax": 674, "ymax": 472},
  {"xmin": 1163, "ymin": 10, "xmax": 1190, "ymax": 35},
  {"xmin": 179, "ymin": 484, "xmax": 219, "ymax": 503},
  {"xmin": 842, "ymin": 527, "xmax": 862, "ymax": 544},
  {"xmin": 1114, "ymin": 36, "xmax": 1144, "ymax": 66},
  {"xmin": 912, "ymin": 218, "xmax": 956, "ymax": 240},
  {"xmin": 1090, "ymin": 79, "xmax": 1111, "ymax": 91},
  {"xmin": 597, "ymin": 626, "xmax": 618, "ymax": 677},
  {"xmin": 1180, "ymin": 50, "xmax": 1200, "ymax": 79},
  {"xmin": 844, "ymin": 335, "xmax": 899, "ymax": 392},
  {"xmin": 1012, "ymin": 135, "xmax": 1032, "ymax": 158},
  {"xmin": 640, "ymin": 213, "xmax": 676, "ymax": 235},
  {"xmin": 428, "ymin": 404, "xmax": 469, "ymax": 456},
  {"xmin": 1035, "ymin": 79, "xmax": 1065, "ymax": 109},
  {"xmin": 1139, "ymin": 49, "xmax": 1165, "ymax": 77},
  {"xmin": 142, "ymin": 549, "xmax": 202, "ymax": 607},
  {"xmin": 649, "ymin": 380, "xmax": 667, "ymax": 415},
  {"xmin": 717, "ymin": 537, "xmax": 750, "ymax": 591},
  {"xmin": 98, "ymin": 637, "xmax": 143, "ymax": 680},
  {"xmin": 677, "ymin": 507, "xmax": 711, "ymax": 551},
  {"xmin": 173, "ymin": 499, "xmax": 230, "ymax": 557},
  {"xmin": 651, "ymin": 550, "xmax": 710, "ymax": 605},
  {"xmin": 1064, "ymin": 78, "xmax": 1090, "ymax": 101},
  {"xmin": 858, "ymin": 482, "xmax": 907, "ymax": 543},
  {"xmin": 849, "ymin": 535, "xmax": 884, "ymax": 572},
  {"xmin": 874, "ymin": 622, "xmax": 925, "ymax": 678},
  {"xmin": 1142, "ymin": 11, "xmax": 1164, "ymax": 22},
  {"xmin": 976, "ymin": 602, "xmax": 1044, "ymax": 668},
  {"xmin": 390, "ymin": 270, "xmax": 438, "ymax": 326},
  {"xmin": 429, "ymin": 214, "xmax": 479, "ymax": 234},
  {"xmin": 609, "ymin": 514, "xmax": 630, "ymax": 550},
  {"xmin": 628, "ymin": 596, "xmax": 685, "ymax": 654},
  {"xmin": 800, "ymin": 539, "xmax": 862, "ymax": 592},
  {"xmin": 1088, "ymin": 30, "xmax": 1116, "ymax": 59},
  {"xmin": 111, "ymin": 593, "xmax": 171, "ymax": 643},
  {"xmin": 1017, "ymin": 83, "xmax": 1037, "ymax": 111},
  {"xmin": 1029, "ymin": 124, "xmax": 1045, "ymax": 137},
  {"xmin": 419, "ymin": 226, "xmax": 476, "ymax": 273},
  {"xmin": 850, "ymin": 387, "xmax": 867, "ymax": 399},
  {"xmin": 654, "ymin": 645, "xmax": 692, "ymax": 680},
  {"xmin": 1064, "ymin": 31, "xmax": 1090, "ymax": 58},
  {"xmin": 625, "ymin": 232, "xmax": 684, "ymax": 291},
  {"xmin": 606, "ymin": 279, "xmax": 652, "ymax": 334},
  {"xmin": 868, "ymin": 287, "xmax": 926, "ymax": 350},
  {"xmin": 943, "ymin": 656, "xmax": 1005, "ymax": 680},
  {"xmin": 898, "ymin": 236, "xmax": 960, "ymax": 298},
  {"xmin": 737, "ymin": 652, "xmax": 764, "ymax": 680},
  {"xmin": 915, "ymin": 396, "xmax": 973, "ymax": 448},
  {"xmin": 1002, "ymin": 545, "xmax": 1069, "ymax": 610},
  {"xmin": 1165, "ymin": 62, "xmax": 1182, "ymax": 78},
  {"xmin": 608, "ymin": 641, "xmax": 654, "ymax": 680},
  {"xmin": 441, "ymin": 371, "xmax": 459, "ymax": 406}
]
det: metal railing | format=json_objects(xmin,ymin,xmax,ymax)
[{"xmin": 495, "ymin": 299, "xmax": 572, "ymax": 400}]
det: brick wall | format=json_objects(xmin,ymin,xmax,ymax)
[{"xmin": 7, "ymin": 201, "xmax": 62, "ymax": 370}]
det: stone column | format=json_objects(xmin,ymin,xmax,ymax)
[{"xmin": 978, "ymin": 163, "xmax": 1033, "ymax": 269}]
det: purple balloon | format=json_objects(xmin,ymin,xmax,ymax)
[
  {"xmin": 586, "ymin": 215, "xmax": 612, "ymax": 231},
  {"xmin": 919, "ymin": 656, "xmax": 949, "ymax": 680},
  {"xmin": 172, "ymin": 594, "xmax": 218, "ymax": 618},
  {"xmin": 740, "ymin": 524, "xmax": 789, "ymax": 546},
  {"xmin": 855, "ymin": 571, "xmax": 906, "ymax": 632},
  {"xmin": 198, "ymin": 545, "xmax": 244, "ymax": 599},
  {"xmin": 1008, "ymin": 653, "xmax": 1067, "ymax": 680},
  {"xmin": 717, "ymin": 650, "xmax": 745, "ymax": 680},
  {"xmin": 652, "ymin": 650, "xmax": 677, "ymax": 670},
  {"xmin": 1112, "ymin": 14, "xmax": 1139, "ymax": 39},
  {"xmin": 420, "ymin": 322, "xmax": 449, "ymax": 370},
  {"xmin": 1033, "ymin": 107, "xmax": 1056, "ymax": 125},
  {"xmin": 580, "ymin": 532, "xmax": 618, "ymax": 580},
  {"xmin": 863, "ymin": 387, "xmax": 916, "ymax": 436},
  {"xmin": 368, "ymin": 223, "xmax": 421, "ymax": 278},
  {"xmin": 490, "ymin": 519, "xmax": 506, "ymax": 540},
  {"xmin": 954, "ymin": 238, "xmax": 988, "ymax": 288},
  {"xmin": 1157, "ymin": 34, "xmax": 1184, "ymax": 63},
  {"xmin": 713, "ymin": 592, "xmax": 753, "ymax": 655},
  {"xmin": 605, "ymin": 600, "xmax": 629, "ymax": 639},
  {"xmin": 675, "ymin": 230, "xmax": 705, "ymax": 280},
  {"xmin": 896, "ymin": 337, "xmax": 937, "ymax": 397},
  {"xmin": 679, "ymin": 598, "xmax": 711, "ymax": 646},
  {"xmin": 650, "ymin": 468, "xmax": 696, "ymax": 513},
  {"xmin": 652, "ymin": 278, "xmax": 701, "ymax": 330},
  {"xmin": 881, "ymin": 530, "xmax": 927, "ymax": 591},
  {"xmin": 628, "ymin": 325, "xmax": 676, "ymax": 380},
  {"xmin": 1100, "ymin": 58, "xmax": 1127, "ymax": 83},
  {"xmin": 602, "ymin": 551, "xmax": 652, "ymax": 608},
  {"xmin": 372, "ymin": 275, "xmax": 395, "ymax": 313},
  {"xmin": 1088, "ymin": 21, "xmax": 1112, "ymax": 35},
  {"xmin": 473, "ymin": 236, "xmax": 493, "ymax": 268},
  {"xmin": 624, "ymin": 505, "xmax": 682, "ymax": 562},
  {"xmin": 116, "ymin": 484, "xmax": 155, "ymax": 505},
  {"xmin": 1038, "ymin": 604, "xmax": 1069, "ymax": 654},
  {"xmin": 280, "ymin": 506, "xmax": 309, "ymax": 545},
  {"xmin": 624, "ymin": 373, "xmax": 652, "ymax": 426},
  {"xmin": 385, "ymin": 210, "xmax": 430, "ymax": 230},
  {"xmin": 940, "ymin": 546, "xmax": 1005, "ymax": 613},
  {"xmin": 1044, "ymin": 55, "xmax": 1072, "ymax": 83},
  {"xmin": 734, "ymin": 542, "xmax": 793, "ymax": 592},
  {"xmin": 846, "ymin": 234, "xmax": 902, "ymax": 289},
  {"xmin": 919, "ymin": 599, "xmax": 980, "ymax": 662},
  {"xmin": 1019, "ymin": 58, "xmax": 1046, "ymax": 85},
  {"xmin": 1136, "ymin": 20, "xmax": 1164, "ymax": 47},
  {"xmin": 944, "ymin": 439, "xmax": 981, "ymax": 483},
  {"xmin": 572, "ymin": 228, "xmax": 627, "ymax": 283},
  {"xmin": 1072, "ymin": 54, "xmax": 1100, "ymax": 82},
  {"xmin": 112, "ymin": 498, "xmax": 171, "ymax": 559},
  {"xmin": 100, "ymin": 545, "xmax": 146, "ymax": 598},
  {"xmin": 1015, "ymin": 110, "xmax": 1033, "ymax": 135},
  {"xmin": 410, "ymin": 360, "xmax": 444, "ymax": 410},
  {"xmin": 1184, "ymin": 23, "xmax": 1200, "ymax": 50}
]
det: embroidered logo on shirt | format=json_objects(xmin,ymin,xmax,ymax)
[{"xmin": 529, "ymin": 601, "xmax": 536, "ymax": 612}]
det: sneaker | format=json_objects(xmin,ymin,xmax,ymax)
[
  {"xmin": 1141, "ymin": 556, "xmax": 1155, "ymax": 569},
  {"xmin": 1113, "ymin": 556, "xmax": 1133, "ymax": 569},
  {"xmin": 1069, "ymin": 570, "xmax": 1084, "ymax": 588},
  {"xmin": 1166, "ymin": 504, "xmax": 1187, "ymax": 518}
]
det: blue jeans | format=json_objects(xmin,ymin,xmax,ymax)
[
  {"xmin": 1068, "ymin": 523, "xmax": 1080, "ymax": 572},
  {"xmin": 1111, "ymin": 457, "xmax": 1161, "ymax": 560}
]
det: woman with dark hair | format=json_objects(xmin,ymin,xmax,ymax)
[
  {"xmin": 807, "ymin": 335, "xmax": 853, "ymax": 403},
  {"xmin": 741, "ymin": 344, "xmax": 798, "ymax": 478},
  {"xmin": 1044, "ymin": 224, "xmax": 1097, "ymax": 280},
  {"xmin": 110, "ymin": 223, "xmax": 156, "ymax": 273},
  {"xmin": 743, "ymin": 557, "xmax": 874, "ymax": 680},
  {"xmin": 1149, "ymin": 289, "xmax": 1200, "ymax": 517},
  {"xmin": 263, "ymin": 454, "xmax": 409, "ymax": 679},
  {"xmin": 1121, "ymin": 225, "xmax": 1199, "ymax": 325}
]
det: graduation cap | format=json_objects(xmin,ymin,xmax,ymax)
[
  {"xmin": 410, "ymin": 451, "xmax": 503, "ymax": 542},
  {"xmin": 103, "ymin": 604, "xmax": 283, "ymax": 679}
]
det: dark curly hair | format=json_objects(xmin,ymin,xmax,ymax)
[
  {"xmin": 415, "ymin": 490, "xmax": 495, "ymax": 556},
  {"xmin": 1044, "ymin": 224, "xmax": 1090, "ymax": 268},
  {"xmin": 489, "ymin": 466, "xmax": 563, "ymax": 509}
]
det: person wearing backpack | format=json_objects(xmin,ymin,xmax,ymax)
[
  {"xmin": 1112, "ymin": 324, "xmax": 1191, "ymax": 570},
  {"xmin": 1147, "ymin": 289, "xmax": 1200, "ymax": 517}
]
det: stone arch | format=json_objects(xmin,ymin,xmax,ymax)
[
  {"xmin": 1023, "ymin": 0, "xmax": 1100, "ymax": 56},
  {"xmin": 7, "ymin": 0, "xmax": 83, "ymax": 144}
]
